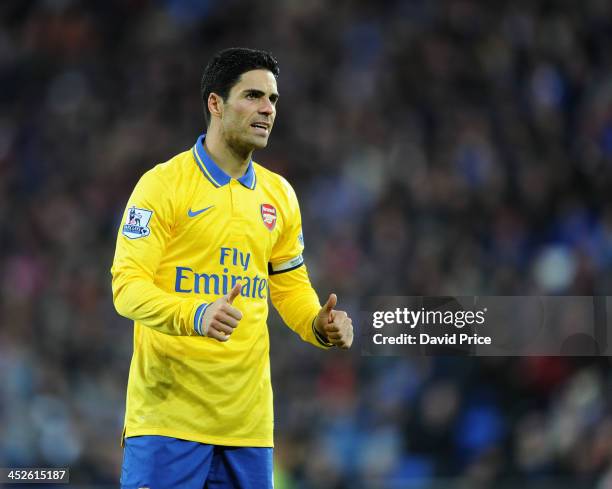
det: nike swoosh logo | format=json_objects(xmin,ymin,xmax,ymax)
[{"xmin": 188, "ymin": 205, "xmax": 215, "ymax": 218}]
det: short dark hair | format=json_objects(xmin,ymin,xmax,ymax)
[{"xmin": 201, "ymin": 47, "xmax": 280, "ymax": 126}]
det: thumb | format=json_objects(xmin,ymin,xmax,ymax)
[
  {"xmin": 226, "ymin": 282, "xmax": 242, "ymax": 304},
  {"xmin": 322, "ymin": 293, "xmax": 337, "ymax": 316}
]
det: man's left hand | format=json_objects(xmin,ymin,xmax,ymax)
[{"xmin": 314, "ymin": 293, "xmax": 354, "ymax": 349}]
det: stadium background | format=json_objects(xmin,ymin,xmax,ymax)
[{"xmin": 2, "ymin": 0, "xmax": 612, "ymax": 487}]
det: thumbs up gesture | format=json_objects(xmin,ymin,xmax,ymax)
[
  {"xmin": 314, "ymin": 293, "xmax": 354, "ymax": 349},
  {"xmin": 201, "ymin": 282, "xmax": 243, "ymax": 342}
]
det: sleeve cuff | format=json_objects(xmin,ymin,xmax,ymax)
[
  {"xmin": 194, "ymin": 303, "xmax": 209, "ymax": 336},
  {"xmin": 312, "ymin": 316, "xmax": 334, "ymax": 348}
]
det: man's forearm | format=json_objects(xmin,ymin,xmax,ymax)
[
  {"xmin": 112, "ymin": 272, "xmax": 205, "ymax": 336},
  {"xmin": 269, "ymin": 265, "xmax": 332, "ymax": 348}
]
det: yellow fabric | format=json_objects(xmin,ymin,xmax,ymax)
[{"xmin": 111, "ymin": 141, "xmax": 329, "ymax": 448}]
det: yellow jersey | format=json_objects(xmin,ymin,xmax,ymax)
[{"xmin": 111, "ymin": 134, "xmax": 331, "ymax": 447}]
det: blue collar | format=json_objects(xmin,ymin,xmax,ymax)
[{"xmin": 192, "ymin": 134, "xmax": 257, "ymax": 190}]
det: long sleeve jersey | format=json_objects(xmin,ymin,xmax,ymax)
[{"xmin": 111, "ymin": 134, "xmax": 331, "ymax": 447}]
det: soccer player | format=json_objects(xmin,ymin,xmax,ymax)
[{"xmin": 111, "ymin": 48, "xmax": 354, "ymax": 489}]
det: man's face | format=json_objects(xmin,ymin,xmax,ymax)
[{"xmin": 218, "ymin": 69, "xmax": 278, "ymax": 152}]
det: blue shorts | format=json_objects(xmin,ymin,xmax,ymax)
[{"xmin": 120, "ymin": 435, "xmax": 273, "ymax": 489}]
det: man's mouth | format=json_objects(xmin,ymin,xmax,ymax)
[{"xmin": 251, "ymin": 122, "xmax": 270, "ymax": 133}]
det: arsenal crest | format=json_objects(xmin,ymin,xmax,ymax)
[{"xmin": 260, "ymin": 203, "xmax": 277, "ymax": 231}]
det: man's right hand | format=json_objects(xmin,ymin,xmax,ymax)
[{"xmin": 202, "ymin": 283, "xmax": 243, "ymax": 341}]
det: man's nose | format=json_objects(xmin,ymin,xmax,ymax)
[{"xmin": 259, "ymin": 98, "xmax": 275, "ymax": 115}]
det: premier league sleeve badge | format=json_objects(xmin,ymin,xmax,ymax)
[{"xmin": 122, "ymin": 206, "xmax": 153, "ymax": 239}]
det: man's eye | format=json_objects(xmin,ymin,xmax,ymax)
[{"xmin": 247, "ymin": 93, "xmax": 257, "ymax": 99}]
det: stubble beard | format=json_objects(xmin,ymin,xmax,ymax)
[{"xmin": 226, "ymin": 126, "xmax": 268, "ymax": 158}]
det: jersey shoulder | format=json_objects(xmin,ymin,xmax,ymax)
[
  {"xmin": 147, "ymin": 149, "xmax": 194, "ymax": 182},
  {"xmin": 138, "ymin": 149, "xmax": 195, "ymax": 195},
  {"xmin": 131, "ymin": 149, "xmax": 195, "ymax": 220},
  {"xmin": 253, "ymin": 162, "xmax": 297, "ymax": 203}
]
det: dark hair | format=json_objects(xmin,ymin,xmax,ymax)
[{"xmin": 201, "ymin": 47, "xmax": 280, "ymax": 126}]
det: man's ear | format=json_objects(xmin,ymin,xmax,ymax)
[{"xmin": 208, "ymin": 93, "xmax": 223, "ymax": 119}]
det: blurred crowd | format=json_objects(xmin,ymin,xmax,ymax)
[{"xmin": 2, "ymin": 0, "xmax": 612, "ymax": 487}]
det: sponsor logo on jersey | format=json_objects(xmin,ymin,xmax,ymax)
[{"xmin": 260, "ymin": 203, "xmax": 277, "ymax": 231}]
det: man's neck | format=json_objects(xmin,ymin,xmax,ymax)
[{"xmin": 204, "ymin": 128, "xmax": 252, "ymax": 179}]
